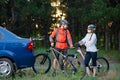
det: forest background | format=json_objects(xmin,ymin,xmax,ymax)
[{"xmin": 0, "ymin": 0, "xmax": 120, "ymax": 51}]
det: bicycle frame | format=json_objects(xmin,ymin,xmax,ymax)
[
  {"xmin": 76, "ymin": 47, "xmax": 97, "ymax": 67},
  {"xmin": 77, "ymin": 47, "xmax": 85, "ymax": 60},
  {"xmin": 49, "ymin": 47, "xmax": 77, "ymax": 74},
  {"xmin": 50, "ymin": 47, "xmax": 67, "ymax": 59},
  {"xmin": 75, "ymin": 46, "xmax": 109, "ymax": 76},
  {"xmin": 76, "ymin": 47, "xmax": 96, "ymax": 64},
  {"xmin": 49, "ymin": 47, "xmax": 67, "ymax": 68}
]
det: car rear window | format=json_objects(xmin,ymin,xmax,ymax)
[{"xmin": 0, "ymin": 33, "xmax": 2, "ymax": 40}]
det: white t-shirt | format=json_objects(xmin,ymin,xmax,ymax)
[{"xmin": 79, "ymin": 33, "xmax": 98, "ymax": 52}]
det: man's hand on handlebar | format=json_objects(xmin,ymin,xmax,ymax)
[
  {"xmin": 51, "ymin": 42, "xmax": 54, "ymax": 47},
  {"xmin": 69, "ymin": 44, "xmax": 75, "ymax": 49}
]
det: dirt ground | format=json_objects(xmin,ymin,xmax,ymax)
[{"xmin": 98, "ymin": 62, "xmax": 120, "ymax": 80}]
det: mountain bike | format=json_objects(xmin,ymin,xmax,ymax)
[
  {"xmin": 67, "ymin": 45, "xmax": 110, "ymax": 79},
  {"xmin": 31, "ymin": 37, "xmax": 51, "ymax": 74},
  {"xmin": 32, "ymin": 53, "xmax": 51, "ymax": 74},
  {"xmin": 46, "ymin": 47, "xmax": 85, "ymax": 76}
]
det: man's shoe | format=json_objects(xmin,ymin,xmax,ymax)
[
  {"xmin": 52, "ymin": 71, "xmax": 56, "ymax": 77},
  {"xmin": 60, "ymin": 64, "xmax": 64, "ymax": 70},
  {"xmin": 62, "ymin": 70, "xmax": 65, "ymax": 73}
]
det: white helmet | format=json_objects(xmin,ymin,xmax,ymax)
[
  {"xmin": 88, "ymin": 24, "xmax": 96, "ymax": 30},
  {"xmin": 60, "ymin": 20, "xmax": 69, "ymax": 25}
]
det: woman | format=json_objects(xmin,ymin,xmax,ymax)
[{"xmin": 78, "ymin": 24, "xmax": 98, "ymax": 77}]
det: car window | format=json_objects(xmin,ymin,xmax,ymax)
[{"xmin": 0, "ymin": 33, "xmax": 2, "ymax": 40}]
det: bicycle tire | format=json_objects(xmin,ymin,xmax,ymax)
[
  {"xmin": 32, "ymin": 53, "xmax": 51, "ymax": 74},
  {"xmin": 89, "ymin": 57, "xmax": 109, "ymax": 76},
  {"xmin": 96, "ymin": 57, "xmax": 109, "ymax": 76},
  {"xmin": 64, "ymin": 54, "xmax": 86, "ymax": 78}
]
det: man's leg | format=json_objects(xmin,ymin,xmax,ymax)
[
  {"xmin": 52, "ymin": 58, "xmax": 58, "ymax": 76},
  {"xmin": 52, "ymin": 48, "xmax": 60, "ymax": 76},
  {"xmin": 61, "ymin": 49, "xmax": 67, "ymax": 70},
  {"xmin": 53, "ymin": 58, "xmax": 58, "ymax": 71}
]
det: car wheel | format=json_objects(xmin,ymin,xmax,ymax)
[{"xmin": 0, "ymin": 58, "xmax": 14, "ymax": 78}]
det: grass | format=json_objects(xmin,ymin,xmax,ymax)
[
  {"xmin": 98, "ymin": 49, "xmax": 120, "ymax": 63},
  {"xmin": 1, "ymin": 64, "xmax": 120, "ymax": 80},
  {"xmin": 98, "ymin": 63, "xmax": 120, "ymax": 80},
  {"xmin": 0, "ymin": 48, "xmax": 120, "ymax": 80}
]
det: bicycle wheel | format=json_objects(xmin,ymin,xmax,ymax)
[
  {"xmin": 32, "ymin": 53, "xmax": 51, "ymax": 74},
  {"xmin": 64, "ymin": 54, "xmax": 86, "ymax": 78},
  {"xmin": 95, "ymin": 57, "xmax": 109, "ymax": 76}
]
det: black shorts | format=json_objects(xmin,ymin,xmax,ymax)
[
  {"xmin": 54, "ymin": 48, "xmax": 67, "ymax": 60},
  {"xmin": 84, "ymin": 52, "xmax": 97, "ymax": 67}
]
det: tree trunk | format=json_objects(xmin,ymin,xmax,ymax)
[
  {"xmin": 70, "ymin": 17, "xmax": 75, "ymax": 42},
  {"xmin": 8, "ymin": 0, "xmax": 15, "ymax": 30},
  {"xmin": 110, "ymin": 28, "xmax": 113, "ymax": 49},
  {"xmin": 114, "ymin": 31, "xmax": 118, "ymax": 49},
  {"xmin": 105, "ymin": 25, "xmax": 109, "ymax": 51},
  {"xmin": 119, "ymin": 30, "xmax": 120, "ymax": 52}
]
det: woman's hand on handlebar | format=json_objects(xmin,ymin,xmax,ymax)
[{"xmin": 75, "ymin": 42, "xmax": 80, "ymax": 47}]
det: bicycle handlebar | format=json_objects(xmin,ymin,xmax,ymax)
[{"xmin": 32, "ymin": 36, "xmax": 45, "ymax": 41}]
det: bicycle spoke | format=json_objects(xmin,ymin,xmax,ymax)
[
  {"xmin": 33, "ymin": 54, "xmax": 51, "ymax": 74},
  {"xmin": 96, "ymin": 57, "xmax": 109, "ymax": 76}
]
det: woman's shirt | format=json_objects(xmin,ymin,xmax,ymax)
[{"xmin": 79, "ymin": 33, "xmax": 98, "ymax": 52}]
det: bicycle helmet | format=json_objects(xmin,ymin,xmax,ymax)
[
  {"xmin": 60, "ymin": 20, "xmax": 69, "ymax": 25},
  {"xmin": 88, "ymin": 24, "xmax": 96, "ymax": 30}
]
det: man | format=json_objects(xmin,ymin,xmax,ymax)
[{"xmin": 49, "ymin": 20, "xmax": 73, "ymax": 76}]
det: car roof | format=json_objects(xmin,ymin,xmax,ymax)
[{"xmin": 0, "ymin": 26, "xmax": 22, "ymax": 40}]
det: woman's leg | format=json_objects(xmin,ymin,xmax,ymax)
[
  {"xmin": 84, "ymin": 52, "xmax": 91, "ymax": 76},
  {"xmin": 91, "ymin": 52, "xmax": 97, "ymax": 77},
  {"xmin": 86, "ymin": 67, "xmax": 90, "ymax": 76},
  {"xmin": 93, "ymin": 66, "xmax": 96, "ymax": 77}
]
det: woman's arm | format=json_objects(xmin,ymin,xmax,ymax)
[
  {"xmin": 85, "ymin": 34, "xmax": 97, "ymax": 47},
  {"xmin": 78, "ymin": 34, "xmax": 87, "ymax": 45}
]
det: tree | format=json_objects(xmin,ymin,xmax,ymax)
[
  {"xmin": 64, "ymin": 0, "xmax": 120, "ymax": 51},
  {"xmin": 0, "ymin": 0, "xmax": 52, "ymax": 37}
]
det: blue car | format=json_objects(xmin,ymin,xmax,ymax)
[{"xmin": 0, "ymin": 26, "xmax": 35, "ymax": 77}]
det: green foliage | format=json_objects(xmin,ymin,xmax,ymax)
[
  {"xmin": 91, "ymin": 0, "xmax": 120, "ymax": 24},
  {"xmin": 110, "ymin": 5, "xmax": 120, "ymax": 21},
  {"xmin": 66, "ymin": 0, "xmax": 120, "ymax": 50},
  {"xmin": 0, "ymin": 0, "xmax": 52, "ymax": 38},
  {"xmin": 0, "ymin": 0, "xmax": 8, "ymax": 23},
  {"xmin": 67, "ymin": 0, "xmax": 120, "ymax": 25},
  {"xmin": 0, "ymin": 0, "xmax": 120, "ymax": 50},
  {"xmin": 15, "ymin": 0, "xmax": 51, "ymax": 17},
  {"xmin": 98, "ymin": 49, "xmax": 120, "ymax": 62},
  {"xmin": 91, "ymin": 0, "xmax": 107, "ymax": 20}
]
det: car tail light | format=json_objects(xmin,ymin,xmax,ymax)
[{"xmin": 27, "ymin": 39, "xmax": 33, "ymax": 50}]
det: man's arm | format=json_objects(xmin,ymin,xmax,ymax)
[
  {"xmin": 66, "ymin": 30, "xmax": 73, "ymax": 47},
  {"xmin": 49, "ymin": 28, "xmax": 57, "ymax": 46}
]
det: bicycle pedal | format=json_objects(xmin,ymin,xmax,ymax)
[
  {"xmin": 60, "ymin": 65, "xmax": 64, "ymax": 70},
  {"xmin": 62, "ymin": 70, "xmax": 65, "ymax": 73},
  {"xmin": 52, "ymin": 72, "xmax": 56, "ymax": 77},
  {"xmin": 72, "ymin": 71, "xmax": 75, "ymax": 75}
]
